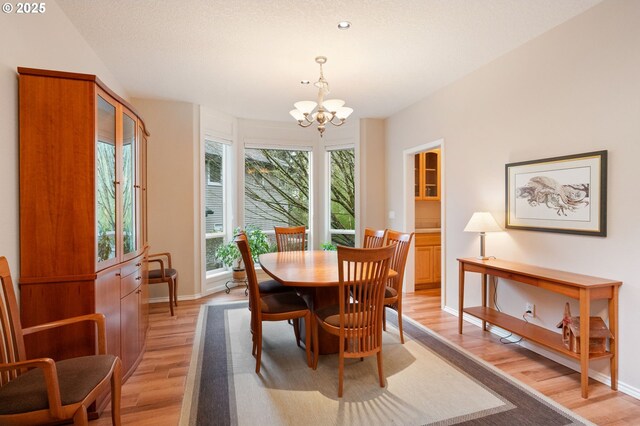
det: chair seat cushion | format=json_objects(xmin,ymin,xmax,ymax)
[
  {"xmin": 258, "ymin": 279, "xmax": 294, "ymax": 294},
  {"xmin": 147, "ymin": 268, "xmax": 177, "ymax": 279},
  {"xmin": 0, "ymin": 354, "xmax": 117, "ymax": 415},
  {"xmin": 260, "ymin": 292, "xmax": 309, "ymax": 314},
  {"xmin": 316, "ymin": 304, "xmax": 366, "ymax": 328},
  {"xmin": 384, "ymin": 286, "xmax": 398, "ymax": 300}
]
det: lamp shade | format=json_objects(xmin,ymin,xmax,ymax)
[
  {"xmin": 293, "ymin": 101, "xmax": 317, "ymax": 115},
  {"xmin": 464, "ymin": 212, "xmax": 502, "ymax": 233},
  {"xmin": 335, "ymin": 106, "xmax": 353, "ymax": 119},
  {"xmin": 289, "ymin": 109, "xmax": 305, "ymax": 121},
  {"xmin": 322, "ymin": 99, "xmax": 345, "ymax": 112}
]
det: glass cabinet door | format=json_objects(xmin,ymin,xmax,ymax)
[
  {"xmin": 414, "ymin": 154, "xmax": 421, "ymax": 198},
  {"xmin": 139, "ymin": 122, "xmax": 148, "ymax": 247},
  {"xmin": 122, "ymin": 111, "xmax": 137, "ymax": 256},
  {"xmin": 96, "ymin": 95, "xmax": 118, "ymax": 263},
  {"xmin": 423, "ymin": 151, "xmax": 439, "ymax": 199}
]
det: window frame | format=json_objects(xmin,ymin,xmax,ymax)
[{"xmin": 204, "ymin": 138, "xmax": 229, "ymax": 276}]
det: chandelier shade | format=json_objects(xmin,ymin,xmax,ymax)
[{"xmin": 290, "ymin": 56, "xmax": 353, "ymax": 137}]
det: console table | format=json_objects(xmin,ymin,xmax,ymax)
[{"xmin": 457, "ymin": 257, "xmax": 621, "ymax": 398}]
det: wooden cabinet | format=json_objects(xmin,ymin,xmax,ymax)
[
  {"xmin": 414, "ymin": 149, "xmax": 441, "ymax": 200},
  {"xmin": 415, "ymin": 233, "xmax": 441, "ymax": 288},
  {"xmin": 18, "ymin": 68, "xmax": 150, "ymax": 385}
]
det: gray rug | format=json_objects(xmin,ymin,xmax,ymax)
[{"xmin": 180, "ymin": 302, "xmax": 592, "ymax": 426}]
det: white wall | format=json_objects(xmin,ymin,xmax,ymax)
[
  {"xmin": 360, "ymin": 119, "xmax": 387, "ymax": 234},
  {"xmin": 386, "ymin": 0, "xmax": 640, "ymax": 394},
  {"xmin": 132, "ymin": 98, "xmax": 200, "ymax": 300},
  {"xmin": 0, "ymin": 0, "xmax": 125, "ymax": 289}
]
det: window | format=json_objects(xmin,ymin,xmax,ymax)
[
  {"xmin": 244, "ymin": 147, "xmax": 311, "ymax": 248},
  {"xmin": 205, "ymin": 140, "xmax": 227, "ymax": 272},
  {"xmin": 328, "ymin": 148, "xmax": 355, "ymax": 247},
  {"xmin": 206, "ymin": 149, "xmax": 222, "ymax": 186}
]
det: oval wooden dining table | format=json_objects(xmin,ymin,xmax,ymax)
[{"xmin": 259, "ymin": 250, "xmax": 397, "ymax": 354}]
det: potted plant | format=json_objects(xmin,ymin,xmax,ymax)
[
  {"xmin": 215, "ymin": 225, "xmax": 271, "ymax": 279},
  {"xmin": 321, "ymin": 241, "xmax": 337, "ymax": 251}
]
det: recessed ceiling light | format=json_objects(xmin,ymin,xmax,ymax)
[
  {"xmin": 337, "ymin": 21, "xmax": 351, "ymax": 30},
  {"xmin": 300, "ymin": 80, "xmax": 310, "ymax": 85}
]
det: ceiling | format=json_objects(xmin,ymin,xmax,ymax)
[{"xmin": 58, "ymin": 0, "xmax": 601, "ymax": 122}]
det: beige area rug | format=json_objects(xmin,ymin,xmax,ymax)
[{"xmin": 180, "ymin": 302, "xmax": 593, "ymax": 426}]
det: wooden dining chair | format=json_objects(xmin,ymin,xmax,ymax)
[
  {"xmin": 362, "ymin": 228, "xmax": 387, "ymax": 248},
  {"xmin": 382, "ymin": 230, "xmax": 415, "ymax": 344},
  {"xmin": 235, "ymin": 234, "xmax": 313, "ymax": 373},
  {"xmin": 274, "ymin": 225, "xmax": 306, "ymax": 252},
  {"xmin": 146, "ymin": 252, "xmax": 178, "ymax": 316},
  {"xmin": 313, "ymin": 244, "xmax": 395, "ymax": 397},
  {"xmin": 233, "ymin": 231, "xmax": 294, "ymax": 296},
  {"xmin": 0, "ymin": 257, "xmax": 122, "ymax": 426}
]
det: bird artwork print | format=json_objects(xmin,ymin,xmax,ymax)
[{"xmin": 515, "ymin": 176, "xmax": 589, "ymax": 216}]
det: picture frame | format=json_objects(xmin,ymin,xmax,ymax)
[{"xmin": 505, "ymin": 150, "xmax": 607, "ymax": 236}]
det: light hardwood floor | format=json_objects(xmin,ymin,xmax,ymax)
[{"xmin": 90, "ymin": 287, "xmax": 640, "ymax": 425}]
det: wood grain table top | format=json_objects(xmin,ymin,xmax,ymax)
[{"xmin": 259, "ymin": 250, "xmax": 397, "ymax": 288}]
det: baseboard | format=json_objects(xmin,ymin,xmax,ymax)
[
  {"xmin": 148, "ymin": 281, "xmax": 241, "ymax": 305},
  {"xmin": 442, "ymin": 306, "xmax": 640, "ymax": 400},
  {"xmin": 415, "ymin": 282, "xmax": 441, "ymax": 290}
]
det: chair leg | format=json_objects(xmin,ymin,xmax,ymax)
[
  {"xmin": 377, "ymin": 351, "xmax": 385, "ymax": 388},
  {"xmin": 338, "ymin": 337, "xmax": 345, "ymax": 397},
  {"xmin": 168, "ymin": 279, "xmax": 175, "ymax": 316},
  {"xmin": 397, "ymin": 300, "xmax": 404, "ymax": 344},
  {"xmin": 312, "ymin": 315, "xmax": 319, "ymax": 370},
  {"xmin": 293, "ymin": 318, "xmax": 301, "ymax": 347},
  {"xmin": 250, "ymin": 311, "xmax": 257, "ymax": 356},
  {"xmin": 111, "ymin": 358, "xmax": 122, "ymax": 426},
  {"xmin": 255, "ymin": 322, "xmax": 263, "ymax": 374},
  {"xmin": 173, "ymin": 275, "xmax": 178, "ymax": 307},
  {"xmin": 73, "ymin": 405, "xmax": 89, "ymax": 426},
  {"xmin": 304, "ymin": 313, "xmax": 312, "ymax": 368}
]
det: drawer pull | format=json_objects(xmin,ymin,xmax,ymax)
[
  {"xmin": 115, "ymin": 273, "xmax": 121, "ymax": 277},
  {"xmin": 136, "ymin": 263, "xmax": 142, "ymax": 267},
  {"xmin": 135, "ymin": 276, "xmax": 141, "ymax": 281}
]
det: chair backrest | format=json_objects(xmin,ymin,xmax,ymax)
[
  {"xmin": 235, "ymin": 233, "xmax": 261, "ymax": 322},
  {"xmin": 385, "ymin": 230, "xmax": 415, "ymax": 293},
  {"xmin": 362, "ymin": 228, "xmax": 387, "ymax": 248},
  {"xmin": 337, "ymin": 245, "xmax": 395, "ymax": 355},
  {"xmin": 0, "ymin": 256, "xmax": 27, "ymax": 386},
  {"xmin": 274, "ymin": 226, "xmax": 306, "ymax": 252}
]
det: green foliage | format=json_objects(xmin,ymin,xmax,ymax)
[
  {"xmin": 321, "ymin": 241, "xmax": 337, "ymax": 251},
  {"xmin": 215, "ymin": 225, "xmax": 271, "ymax": 269},
  {"xmin": 97, "ymin": 230, "xmax": 112, "ymax": 262}
]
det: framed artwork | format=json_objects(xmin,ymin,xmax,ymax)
[{"xmin": 505, "ymin": 151, "xmax": 607, "ymax": 236}]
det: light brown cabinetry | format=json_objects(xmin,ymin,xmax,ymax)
[
  {"xmin": 415, "ymin": 233, "xmax": 441, "ymax": 289},
  {"xmin": 18, "ymin": 68, "xmax": 150, "ymax": 386},
  {"xmin": 414, "ymin": 149, "xmax": 441, "ymax": 200}
]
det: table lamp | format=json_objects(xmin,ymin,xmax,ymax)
[{"xmin": 464, "ymin": 212, "xmax": 502, "ymax": 259}]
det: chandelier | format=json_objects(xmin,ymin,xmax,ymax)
[{"xmin": 289, "ymin": 56, "xmax": 353, "ymax": 137}]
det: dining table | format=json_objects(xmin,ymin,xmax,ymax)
[{"xmin": 259, "ymin": 250, "xmax": 397, "ymax": 354}]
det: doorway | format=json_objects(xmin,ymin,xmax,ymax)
[{"xmin": 402, "ymin": 139, "xmax": 445, "ymax": 308}]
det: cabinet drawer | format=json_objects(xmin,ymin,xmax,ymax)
[
  {"xmin": 415, "ymin": 233, "xmax": 441, "ymax": 247},
  {"xmin": 121, "ymin": 269, "xmax": 142, "ymax": 298},
  {"xmin": 121, "ymin": 255, "xmax": 144, "ymax": 278}
]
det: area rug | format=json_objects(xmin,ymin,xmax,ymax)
[{"xmin": 180, "ymin": 302, "xmax": 592, "ymax": 426}]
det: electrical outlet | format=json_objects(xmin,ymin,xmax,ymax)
[{"xmin": 525, "ymin": 302, "xmax": 535, "ymax": 317}]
